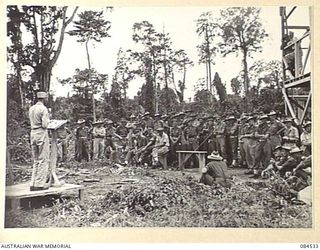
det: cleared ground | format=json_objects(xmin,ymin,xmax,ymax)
[{"xmin": 5, "ymin": 161, "xmax": 312, "ymax": 228}]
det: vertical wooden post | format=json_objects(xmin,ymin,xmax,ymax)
[
  {"xmin": 294, "ymin": 42, "xmax": 299, "ymax": 78},
  {"xmin": 11, "ymin": 198, "xmax": 20, "ymax": 211},
  {"xmin": 49, "ymin": 130, "xmax": 61, "ymax": 186},
  {"xmin": 6, "ymin": 148, "xmax": 14, "ymax": 185}
]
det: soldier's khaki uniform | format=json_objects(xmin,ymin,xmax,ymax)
[
  {"xmin": 75, "ymin": 125, "xmax": 90, "ymax": 162},
  {"xmin": 226, "ymin": 122, "xmax": 238, "ymax": 166},
  {"xmin": 29, "ymin": 102, "xmax": 50, "ymax": 188},
  {"xmin": 239, "ymin": 123, "xmax": 248, "ymax": 166},
  {"xmin": 268, "ymin": 120, "xmax": 286, "ymax": 151},
  {"xmin": 253, "ymin": 122, "xmax": 272, "ymax": 172},
  {"xmin": 215, "ymin": 121, "xmax": 227, "ymax": 160},
  {"xmin": 93, "ymin": 126, "xmax": 105, "ymax": 160},
  {"xmin": 241, "ymin": 123, "xmax": 257, "ymax": 169}
]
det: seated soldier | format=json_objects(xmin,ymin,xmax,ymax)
[
  {"xmin": 200, "ymin": 151, "xmax": 230, "ymax": 188},
  {"xmin": 282, "ymin": 118, "xmax": 299, "ymax": 149},
  {"xmin": 261, "ymin": 145, "xmax": 291, "ymax": 178},
  {"xmin": 139, "ymin": 127, "xmax": 157, "ymax": 166},
  {"xmin": 151, "ymin": 127, "xmax": 169, "ymax": 168},
  {"xmin": 285, "ymin": 153, "xmax": 311, "ymax": 193},
  {"xmin": 277, "ymin": 147, "xmax": 303, "ymax": 177}
]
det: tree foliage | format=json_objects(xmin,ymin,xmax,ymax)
[
  {"xmin": 114, "ymin": 48, "xmax": 135, "ymax": 100},
  {"xmin": 217, "ymin": 7, "xmax": 268, "ymax": 94},
  {"xmin": 171, "ymin": 49, "xmax": 194, "ymax": 103},
  {"xmin": 212, "ymin": 72, "xmax": 227, "ymax": 101},
  {"xmin": 68, "ymin": 9, "xmax": 112, "ymax": 121},
  {"xmin": 7, "ymin": 6, "xmax": 78, "ymax": 94},
  {"xmin": 248, "ymin": 60, "xmax": 282, "ymax": 89},
  {"xmin": 196, "ymin": 12, "xmax": 218, "ymax": 93},
  {"xmin": 231, "ymin": 77, "xmax": 242, "ymax": 96}
]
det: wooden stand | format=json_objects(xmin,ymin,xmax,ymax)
[
  {"xmin": 6, "ymin": 182, "xmax": 84, "ymax": 210},
  {"xmin": 177, "ymin": 150, "xmax": 207, "ymax": 172},
  {"xmin": 49, "ymin": 129, "xmax": 61, "ymax": 186},
  {"xmin": 47, "ymin": 119, "xmax": 68, "ymax": 186}
]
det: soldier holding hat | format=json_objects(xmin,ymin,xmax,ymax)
[{"xmin": 29, "ymin": 91, "xmax": 50, "ymax": 191}]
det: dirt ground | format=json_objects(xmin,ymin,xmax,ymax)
[{"xmin": 5, "ymin": 161, "xmax": 312, "ymax": 228}]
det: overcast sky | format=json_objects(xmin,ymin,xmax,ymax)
[{"xmin": 50, "ymin": 6, "xmax": 310, "ymax": 101}]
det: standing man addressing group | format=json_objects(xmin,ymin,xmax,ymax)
[{"xmin": 29, "ymin": 91, "xmax": 50, "ymax": 191}]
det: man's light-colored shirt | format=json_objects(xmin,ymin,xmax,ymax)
[{"xmin": 29, "ymin": 102, "xmax": 49, "ymax": 129}]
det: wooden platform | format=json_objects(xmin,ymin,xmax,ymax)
[{"xmin": 6, "ymin": 182, "xmax": 84, "ymax": 210}]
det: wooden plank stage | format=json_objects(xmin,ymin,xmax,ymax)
[{"xmin": 6, "ymin": 182, "xmax": 84, "ymax": 210}]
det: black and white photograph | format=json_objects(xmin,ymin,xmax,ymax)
[{"xmin": 5, "ymin": 4, "xmax": 313, "ymax": 229}]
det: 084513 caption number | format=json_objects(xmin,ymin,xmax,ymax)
[{"xmin": 300, "ymin": 244, "xmax": 319, "ymax": 249}]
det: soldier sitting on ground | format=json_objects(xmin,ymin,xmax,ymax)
[
  {"xmin": 261, "ymin": 145, "xmax": 291, "ymax": 178},
  {"xmin": 200, "ymin": 151, "xmax": 231, "ymax": 188}
]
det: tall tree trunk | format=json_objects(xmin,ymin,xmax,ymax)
[
  {"xmin": 144, "ymin": 58, "xmax": 155, "ymax": 115},
  {"xmin": 36, "ymin": 6, "xmax": 79, "ymax": 94},
  {"xmin": 151, "ymin": 53, "xmax": 158, "ymax": 113},
  {"xmin": 85, "ymin": 40, "xmax": 96, "ymax": 121},
  {"xmin": 205, "ymin": 63, "xmax": 209, "ymax": 91},
  {"xmin": 205, "ymin": 25, "xmax": 212, "ymax": 94},
  {"xmin": 181, "ymin": 65, "xmax": 186, "ymax": 102},
  {"xmin": 243, "ymin": 48, "xmax": 250, "ymax": 95}
]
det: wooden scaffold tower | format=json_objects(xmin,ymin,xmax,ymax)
[{"xmin": 280, "ymin": 6, "xmax": 311, "ymax": 125}]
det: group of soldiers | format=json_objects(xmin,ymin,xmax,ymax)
[
  {"xmin": 68, "ymin": 109, "xmax": 311, "ymax": 181},
  {"xmin": 28, "ymin": 91, "xmax": 311, "ymax": 193}
]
